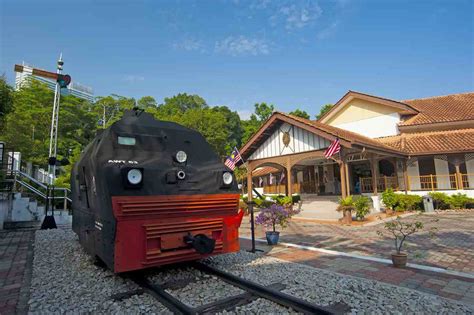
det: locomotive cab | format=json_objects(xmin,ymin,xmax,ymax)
[{"xmin": 71, "ymin": 110, "xmax": 243, "ymax": 272}]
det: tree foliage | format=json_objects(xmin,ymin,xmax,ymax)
[
  {"xmin": 0, "ymin": 75, "xmax": 14, "ymax": 130},
  {"xmin": 0, "ymin": 80, "xmax": 96, "ymax": 167},
  {"xmin": 1, "ymin": 77, "xmax": 334, "ymax": 189},
  {"xmin": 315, "ymin": 103, "xmax": 334, "ymax": 120},
  {"xmin": 289, "ymin": 109, "xmax": 310, "ymax": 119},
  {"xmin": 241, "ymin": 102, "xmax": 275, "ymax": 144}
]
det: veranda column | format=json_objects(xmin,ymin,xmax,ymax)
[
  {"xmin": 370, "ymin": 156, "xmax": 381, "ymax": 212},
  {"xmin": 455, "ymin": 164, "xmax": 464, "ymax": 190},
  {"xmin": 403, "ymin": 159, "xmax": 409, "ymax": 194},
  {"xmin": 370, "ymin": 156, "xmax": 378, "ymax": 195},
  {"xmin": 247, "ymin": 167, "xmax": 253, "ymax": 201},
  {"xmin": 345, "ymin": 162, "xmax": 350, "ymax": 195},
  {"xmin": 340, "ymin": 160, "xmax": 347, "ymax": 198},
  {"xmin": 286, "ymin": 165, "xmax": 293, "ymax": 197}
]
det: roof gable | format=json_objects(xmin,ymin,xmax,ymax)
[
  {"xmin": 240, "ymin": 112, "xmax": 405, "ymax": 160},
  {"xmin": 319, "ymin": 91, "xmax": 418, "ymax": 124}
]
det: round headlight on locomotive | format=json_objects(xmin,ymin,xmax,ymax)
[
  {"xmin": 223, "ymin": 172, "xmax": 233, "ymax": 185},
  {"xmin": 127, "ymin": 168, "xmax": 143, "ymax": 185},
  {"xmin": 175, "ymin": 150, "xmax": 187, "ymax": 163}
]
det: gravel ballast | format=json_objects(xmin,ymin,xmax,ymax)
[
  {"xmin": 29, "ymin": 229, "xmax": 170, "ymax": 314},
  {"xmin": 29, "ymin": 228, "xmax": 474, "ymax": 314}
]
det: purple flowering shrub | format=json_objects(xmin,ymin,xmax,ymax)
[{"xmin": 255, "ymin": 204, "xmax": 293, "ymax": 232}]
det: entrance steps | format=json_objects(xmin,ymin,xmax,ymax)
[{"xmin": 296, "ymin": 194, "xmax": 341, "ymax": 220}]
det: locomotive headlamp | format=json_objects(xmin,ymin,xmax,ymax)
[
  {"xmin": 175, "ymin": 151, "xmax": 187, "ymax": 163},
  {"xmin": 223, "ymin": 172, "xmax": 233, "ymax": 185},
  {"xmin": 127, "ymin": 169, "xmax": 143, "ymax": 185}
]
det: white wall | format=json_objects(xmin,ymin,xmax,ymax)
[
  {"xmin": 249, "ymin": 122, "xmax": 330, "ymax": 160},
  {"xmin": 333, "ymin": 112, "xmax": 400, "ymax": 138}
]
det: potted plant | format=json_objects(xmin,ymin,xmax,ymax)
[
  {"xmin": 377, "ymin": 216, "xmax": 437, "ymax": 268},
  {"xmin": 255, "ymin": 204, "xmax": 291, "ymax": 245},
  {"xmin": 337, "ymin": 196, "xmax": 355, "ymax": 224}
]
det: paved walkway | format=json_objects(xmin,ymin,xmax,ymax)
[
  {"xmin": 0, "ymin": 230, "xmax": 35, "ymax": 315},
  {"xmin": 241, "ymin": 211, "xmax": 474, "ymax": 273},
  {"xmin": 239, "ymin": 238, "xmax": 474, "ymax": 305}
]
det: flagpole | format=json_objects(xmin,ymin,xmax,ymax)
[{"xmin": 231, "ymin": 147, "xmax": 262, "ymax": 253}]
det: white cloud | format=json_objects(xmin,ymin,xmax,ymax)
[
  {"xmin": 172, "ymin": 38, "xmax": 206, "ymax": 53},
  {"xmin": 316, "ymin": 21, "xmax": 339, "ymax": 40},
  {"xmin": 122, "ymin": 75, "xmax": 145, "ymax": 83},
  {"xmin": 271, "ymin": 2, "xmax": 323, "ymax": 30},
  {"xmin": 215, "ymin": 36, "xmax": 270, "ymax": 56}
]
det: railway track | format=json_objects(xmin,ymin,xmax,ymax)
[{"xmin": 129, "ymin": 262, "xmax": 348, "ymax": 314}]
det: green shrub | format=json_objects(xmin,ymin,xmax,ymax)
[
  {"xmin": 394, "ymin": 194, "xmax": 422, "ymax": 212},
  {"xmin": 381, "ymin": 188, "xmax": 397, "ymax": 210},
  {"xmin": 428, "ymin": 192, "xmax": 451, "ymax": 210},
  {"xmin": 449, "ymin": 193, "xmax": 473, "ymax": 209},
  {"xmin": 354, "ymin": 196, "xmax": 371, "ymax": 220}
]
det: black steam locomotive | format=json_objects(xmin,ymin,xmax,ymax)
[{"xmin": 71, "ymin": 109, "xmax": 243, "ymax": 273}]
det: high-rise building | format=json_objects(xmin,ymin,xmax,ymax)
[{"xmin": 14, "ymin": 62, "xmax": 94, "ymax": 103}]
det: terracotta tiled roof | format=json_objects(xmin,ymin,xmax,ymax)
[
  {"xmin": 400, "ymin": 92, "xmax": 474, "ymax": 126},
  {"xmin": 377, "ymin": 129, "xmax": 474, "ymax": 155}
]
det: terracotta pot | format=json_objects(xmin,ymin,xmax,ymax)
[
  {"xmin": 391, "ymin": 252, "xmax": 408, "ymax": 268},
  {"xmin": 343, "ymin": 209, "xmax": 352, "ymax": 224}
]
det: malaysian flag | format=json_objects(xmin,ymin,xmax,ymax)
[
  {"xmin": 324, "ymin": 138, "xmax": 341, "ymax": 159},
  {"xmin": 224, "ymin": 147, "xmax": 243, "ymax": 170}
]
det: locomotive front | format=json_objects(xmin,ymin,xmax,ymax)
[{"xmin": 71, "ymin": 110, "xmax": 243, "ymax": 273}]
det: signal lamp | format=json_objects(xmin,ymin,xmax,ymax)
[{"xmin": 57, "ymin": 74, "xmax": 71, "ymax": 88}]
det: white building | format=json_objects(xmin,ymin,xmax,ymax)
[{"xmin": 242, "ymin": 91, "xmax": 474, "ymax": 200}]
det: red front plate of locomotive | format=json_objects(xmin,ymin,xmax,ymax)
[{"xmin": 111, "ymin": 194, "xmax": 243, "ymax": 273}]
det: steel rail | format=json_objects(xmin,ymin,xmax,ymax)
[
  {"xmin": 129, "ymin": 274, "xmax": 196, "ymax": 315},
  {"xmin": 192, "ymin": 262, "xmax": 335, "ymax": 315},
  {"xmin": 130, "ymin": 263, "xmax": 337, "ymax": 315}
]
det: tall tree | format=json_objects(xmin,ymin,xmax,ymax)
[
  {"xmin": 156, "ymin": 93, "xmax": 207, "ymax": 118},
  {"xmin": 1, "ymin": 80, "xmax": 96, "ymax": 167},
  {"xmin": 289, "ymin": 109, "xmax": 310, "ymax": 119},
  {"xmin": 241, "ymin": 102, "xmax": 275, "ymax": 144},
  {"xmin": 316, "ymin": 103, "xmax": 334, "ymax": 120},
  {"xmin": 137, "ymin": 96, "xmax": 157, "ymax": 110},
  {"xmin": 93, "ymin": 94, "xmax": 135, "ymax": 128},
  {"xmin": 254, "ymin": 102, "xmax": 274, "ymax": 121},
  {"xmin": 0, "ymin": 75, "xmax": 14, "ymax": 130},
  {"xmin": 212, "ymin": 106, "xmax": 243, "ymax": 153}
]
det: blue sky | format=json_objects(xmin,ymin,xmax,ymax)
[{"xmin": 1, "ymin": 0, "xmax": 473, "ymax": 119}]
